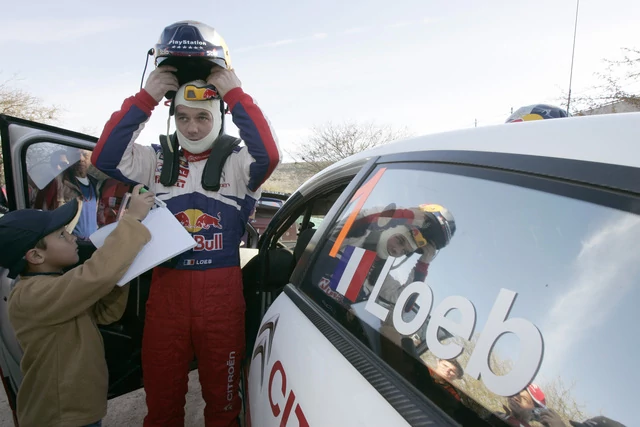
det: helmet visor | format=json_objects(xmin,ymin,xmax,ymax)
[{"xmin": 156, "ymin": 55, "xmax": 227, "ymax": 70}]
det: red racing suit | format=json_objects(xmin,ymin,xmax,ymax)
[{"xmin": 91, "ymin": 88, "xmax": 280, "ymax": 426}]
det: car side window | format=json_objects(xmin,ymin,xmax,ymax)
[
  {"xmin": 250, "ymin": 196, "xmax": 295, "ymax": 248},
  {"xmin": 25, "ymin": 143, "xmax": 119, "ymax": 239},
  {"xmin": 286, "ymin": 187, "xmax": 348, "ymax": 260},
  {"xmin": 300, "ymin": 162, "xmax": 638, "ymax": 426}
]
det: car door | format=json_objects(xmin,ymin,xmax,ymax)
[
  {"xmin": 247, "ymin": 141, "xmax": 640, "ymax": 426},
  {"xmin": 243, "ymin": 157, "xmax": 442, "ymax": 426},
  {"xmin": 0, "ymin": 114, "xmax": 154, "ymax": 414},
  {"xmin": 245, "ymin": 157, "xmax": 459, "ymax": 426},
  {"xmin": 241, "ymin": 156, "xmax": 368, "ymax": 352}
]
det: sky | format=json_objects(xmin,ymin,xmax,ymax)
[{"xmin": 2, "ymin": 1, "xmax": 640, "ymax": 161}]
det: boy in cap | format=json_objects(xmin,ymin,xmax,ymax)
[
  {"xmin": 495, "ymin": 383, "xmax": 548, "ymax": 427},
  {"xmin": 0, "ymin": 184, "xmax": 154, "ymax": 427}
]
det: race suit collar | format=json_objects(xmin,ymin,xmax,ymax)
[{"xmin": 182, "ymin": 148, "xmax": 213, "ymax": 163}]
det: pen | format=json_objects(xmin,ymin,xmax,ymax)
[
  {"xmin": 140, "ymin": 186, "xmax": 166, "ymax": 208},
  {"xmin": 154, "ymin": 197, "xmax": 167, "ymax": 208}
]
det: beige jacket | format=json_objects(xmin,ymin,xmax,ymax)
[{"xmin": 8, "ymin": 214, "xmax": 151, "ymax": 427}]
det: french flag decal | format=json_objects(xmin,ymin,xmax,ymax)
[{"xmin": 330, "ymin": 246, "xmax": 377, "ymax": 302}]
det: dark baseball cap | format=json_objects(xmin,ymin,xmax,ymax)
[
  {"xmin": 570, "ymin": 416, "xmax": 626, "ymax": 427},
  {"xmin": 0, "ymin": 199, "xmax": 80, "ymax": 278}
]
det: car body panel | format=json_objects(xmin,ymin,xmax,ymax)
[{"xmin": 248, "ymin": 293, "xmax": 410, "ymax": 427}]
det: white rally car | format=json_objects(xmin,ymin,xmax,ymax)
[
  {"xmin": 242, "ymin": 112, "xmax": 638, "ymax": 426},
  {"xmin": 1, "ymin": 112, "xmax": 638, "ymax": 426}
]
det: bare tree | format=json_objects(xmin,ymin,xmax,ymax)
[
  {"xmin": 563, "ymin": 47, "xmax": 640, "ymax": 115},
  {"xmin": 261, "ymin": 162, "xmax": 318, "ymax": 193},
  {"xmin": 0, "ymin": 76, "xmax": 61, "ymax": 122},
  {"xmin": 420, "ymin": 334, "xmax": 592, "ymax": 424},
  {"xmin": 540, "ymin": 377, "xmax": 590, "ymax": 424},
  {"xmin": 290, "ymin": 121, "xmax": 412, "ymax": 172},
  {"xmin": 79, "ymin": 126, "xmax": 100, "ymax": 137},
  {"xmin": 0, "ymin": 75, "xmax": 62, "ymax": 188}
]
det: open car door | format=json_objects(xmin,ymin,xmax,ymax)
[{"xmin": 0, "ymin": 114, "xmax": 154, "ymax": 422}]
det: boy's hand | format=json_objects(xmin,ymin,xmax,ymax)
[
  {"xmin": 144, "ymin": 66, "xmax": 179, "ymax": 102},
  {"xmin": 206, "ymin": 66, "xmax": 241, "ymax": 98},
  {"xmin": 128, "ymin": 184, "xmax": 155, "ymax": 221}
]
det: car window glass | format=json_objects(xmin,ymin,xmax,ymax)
[
  {"xmin": 301, "ymin": 214, "xmax": 325, "ymax": 231},
  {"xmin": 251, "ymin": 200, "xmax": 284, "ymax": 236},
  {"xmin": 284, "ymin": 188, "xmax": 347, "ymax": 253},
  {"xmin": 301, "ymin": 163, "xmax": 638, "ymax": 426},
  {"xmin": 25, "ymin": 143, "xmax": 114, "ymax": 239}
]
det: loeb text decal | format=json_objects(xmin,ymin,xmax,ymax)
[{"xmin": 364, "ymin": 256, "xmax": 544, "ymax": 397}]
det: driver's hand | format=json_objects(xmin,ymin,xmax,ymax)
[
  {"xmin": 418, "ymin": 243, "xmax": 437, "ymax": 263},
  {"xmin": 144, "ymin": 66, "xmax": 179, "ymax": 102},
  {"xmin": 206, "ymin": 66, "xmax": 241, "ymax": 98}
]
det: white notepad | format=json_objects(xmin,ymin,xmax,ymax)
[{"xmin": 89, "ymin": 206, "xmax": 197, "ymax": 286}]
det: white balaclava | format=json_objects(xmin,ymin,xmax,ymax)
[
  {"xmin": 174, "ymin": 80, "xmax": 223, "ymax": 154},
  {"xmin": 376, "ymin": 225, "xmax": 419, "ymax": 259}
]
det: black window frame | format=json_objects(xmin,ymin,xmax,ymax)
[{"xmin": 0, "ymin": 114, "xmax": 98, "ymax": 211}]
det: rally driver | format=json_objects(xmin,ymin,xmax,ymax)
[
  {"xmin": 311, "ymin": 202, "xmax": 456, "ymax": 346},
  {"xmin": 91, "ymin": 21, "xmax": 280, "ymax": 427},
  {"xmin": 334, "ymin": 203, "xmax": 456, "ymax": 305}
]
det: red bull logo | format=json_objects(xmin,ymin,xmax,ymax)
[
  {"xmin": 174, "ymin": 209, "xmax": 223, "ymax": 233},
  {"xmin": 194, "ymin": 234, "xmax": 223, "ymax": 251},
  {"xmin": 197, "ymin": 212, "xmax": 223, "ymax": 230},
  {"xmin": 203, "ymin": 88, "xmax": 219, "ymax": 99}
]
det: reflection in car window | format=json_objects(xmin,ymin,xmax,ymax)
[
  {"xmin": 27, "ymin": 143, "xmax": 106, "ymax": 240},
  {"xmin": 0, "ymin": 185, "xmax": 8, "ymax": 214},
  {"xmin": 301, "ymin": 163, "xmax": 638, "ymax": 426},
  {"xmin": 25, "ymin": 143, "xmax": 79, "ymax": 191}
]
